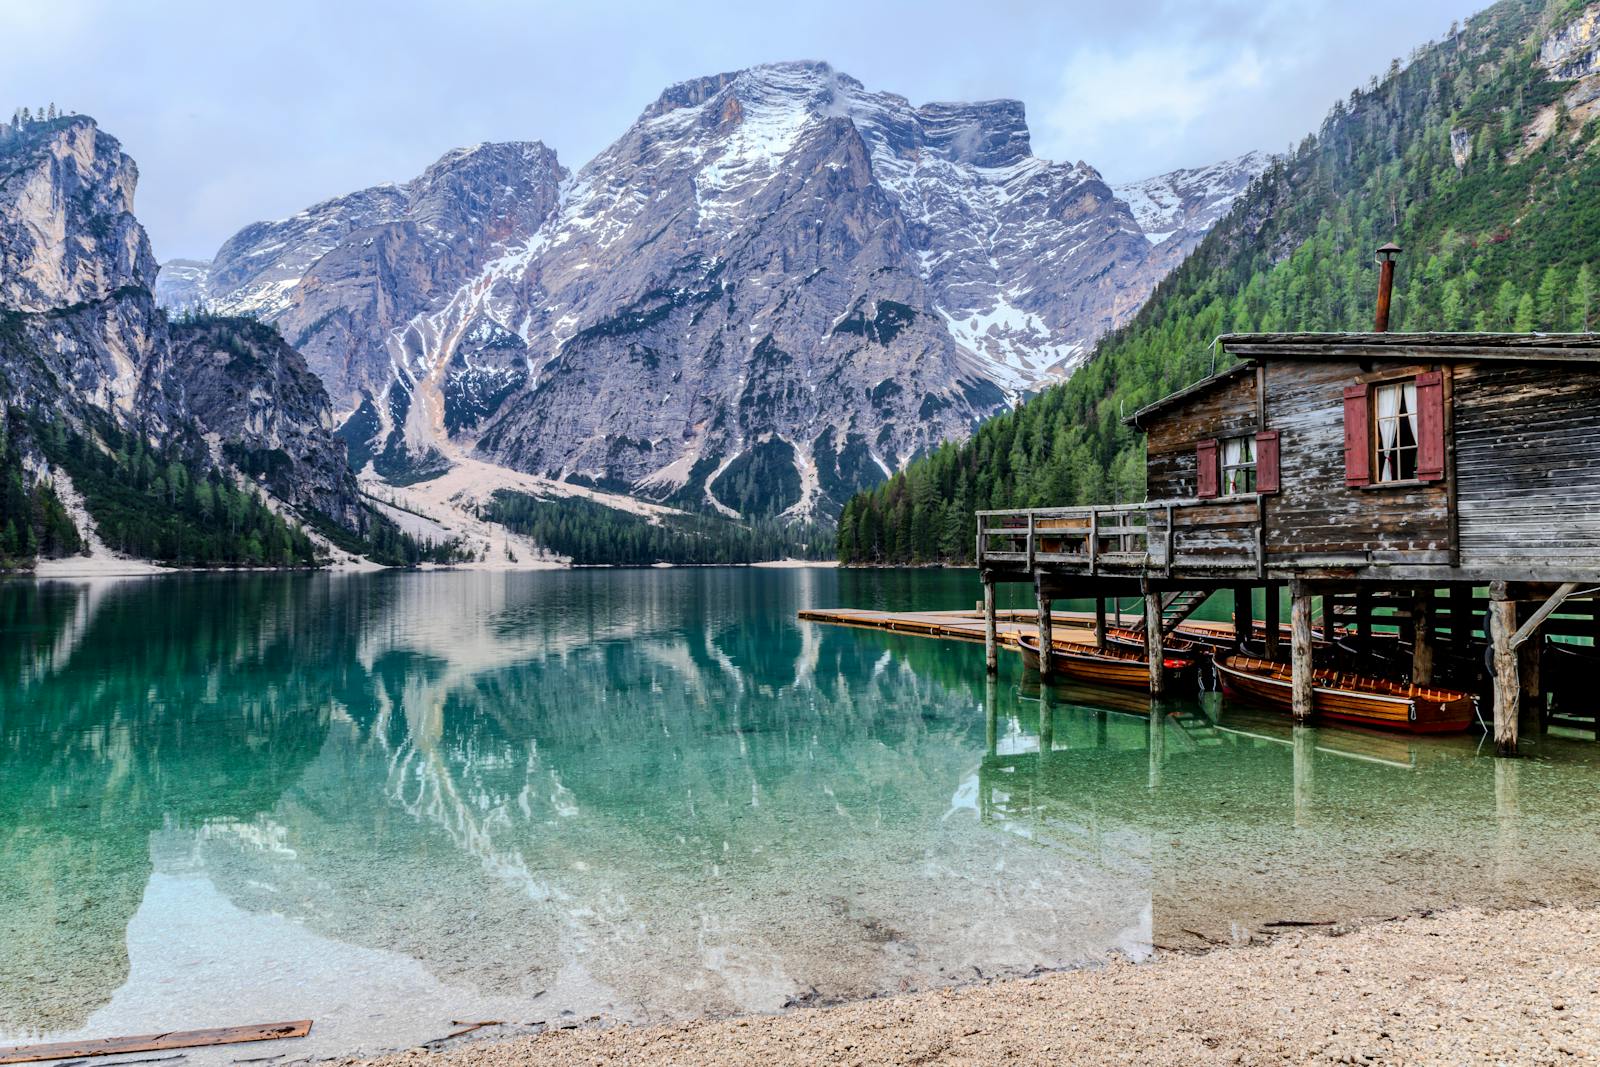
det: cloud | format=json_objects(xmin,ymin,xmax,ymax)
[
  {"xmin": 0, "ymin": 0, "xmax": 1488, "ymax": 258},
  {"xmin": 1044, "ymin": 45, "xmax": 1273, "ymax": 171}
]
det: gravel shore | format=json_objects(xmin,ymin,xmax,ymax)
[{"xmin": 342, "ymin": 903, "xmax": 1600, "ymax": 1066}]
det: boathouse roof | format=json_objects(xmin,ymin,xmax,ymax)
[
  {"xmin": 1127, "ymin": 331, "xmax": 1600, "ymax": 427},
  {"xmin": 1216, "ymin": 331, "xmax": 1600, "ymax": 361},
  {"xmin": 1125, "ymin": 362, "xmax": 1252, "ymax": 429}
]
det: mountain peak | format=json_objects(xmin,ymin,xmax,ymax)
[
  {"xmin": 642, "ymin": 61, "xmax": 860, "ymax": 123},
  {"xmin": 0, "ymin": 111, "xmax": 155, "ymax": 311}
]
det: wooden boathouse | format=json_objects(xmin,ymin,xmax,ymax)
[{"xmin": 976, "ymin": 253, "xmax": 1600, "ymax": 756}]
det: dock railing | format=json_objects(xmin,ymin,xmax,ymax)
[{"xmin": 976, "ymin": 495, "xmax": 1266, "ymax": 576}]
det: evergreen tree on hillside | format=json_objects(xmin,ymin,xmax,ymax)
[{"xmin": 840, "ymin": 0, "xmax": 1600, "ymax": 565}]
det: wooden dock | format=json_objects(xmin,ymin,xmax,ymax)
[{"xmin": 796, "ymin": 606, "xmax": 1242, "ymax": 654}]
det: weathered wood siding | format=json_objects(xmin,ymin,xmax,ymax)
[
  {"xmin": 1261, "ymin": 361, "xmax": 1451, "ymax": 560},
  {"xmin": 1454, "ymin": 363, "xmax": 1600, "ymax": 564},
  {"xmin": 1145, "ymin": 372, "xmax": 1257, "ymax": 501}
]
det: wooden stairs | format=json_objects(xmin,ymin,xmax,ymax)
[{"xmin": 1130, "ymin": 590, "xmax": 1211, "ymax": 636}]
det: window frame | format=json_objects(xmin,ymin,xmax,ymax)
[
  {"xmin": 1370, "ymin": 377, "xmax": 1420, "ymax": 485},
  {"xmin": 1218, "ymin": 433, "xmax": 1257, "ymax": 497}
]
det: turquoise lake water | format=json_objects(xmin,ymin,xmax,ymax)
[{"xmin": 3, "ymin": 568, "xmax": 1599, "ymax": 1060}]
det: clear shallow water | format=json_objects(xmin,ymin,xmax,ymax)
[{"xmin": 2, "ymin": 569, "xmax": 1599, "ymax": 1061}]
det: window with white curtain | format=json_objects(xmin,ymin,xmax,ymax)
[
  {"xmin": 1373, "ymin": 379, "xmax": 1419, "ymax": 482},
  {"xmin": 1220, "ymin": 435, "xmax": 1256, "ymax": 495}
]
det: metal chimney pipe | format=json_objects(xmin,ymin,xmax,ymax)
[{"xmin": 1374, "ymin": 242, "xmax": 1402, "ymax": 332}]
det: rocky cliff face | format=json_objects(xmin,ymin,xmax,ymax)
[
  {"xmin": 0, "ymin": 117, "xmax": 153, "ymax": 313},
  {"xmin": 0, "ymin": 115, "xmax": 366, "ymax": 540},
  {"xmin": 0, "ymin": 116, "xmax": 176, "ymax": 427},
  {"xmin": 1539, "ymin": 3, "xmax": 1600, "ymax": 120},
  {"xmin": 166, "ymin": 62, "xmax": 1265, "ymax": 520},
  {"xmin": 167, "ymin": 317, "xmax": 366, "ymax": 527}
]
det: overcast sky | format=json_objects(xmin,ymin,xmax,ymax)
[{"xmin": 1, "ymin": 0, "xmax": 1486, "ymax": 261}]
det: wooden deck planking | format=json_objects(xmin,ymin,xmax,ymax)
[{"xmin": 796, "ymin": 607, "xmax": 1198, "ymax": 651}]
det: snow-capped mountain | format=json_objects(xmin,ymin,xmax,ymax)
[
  {"xmin": 1113, "ymin": 150, "xmax": 1273, "ymax": 247},
  {"xmin": 166, "ymin": 143, "xmax": 566, "ymax": 402},
  {"xmin": 151, "ymin": 256, "xmax": 211, "ymax": 312},
  {"xmin": 163, "ymin": 62, "xmax": 1265, "ymax": 520}
]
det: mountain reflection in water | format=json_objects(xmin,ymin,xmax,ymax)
[{"xmin": 2, "ymin": 569, "xmax": 1598, "ymax": 1061}]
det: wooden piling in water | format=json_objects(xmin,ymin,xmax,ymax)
[
  {"xmin": 1519, "ymin": 612, "xmax": 1542, "ymax": 735},
  {"xmin": 1411, "ymin": 589, "xmax": 1434, "ymax": 686},
  {"xmin": 1144, "ymin": 582, "xmax": 1165, "ymax": 697},
  {"xmin": 1094, "ymin": 597, "xmax": 1107, "ymax": 649},
  {"xmin": 1489, "ymin": 585, "xmax": 1519, "ymax": 757},
  {"xmin": 983, "ymin": 578, "xmax": 998, "ymax": 674},
  {"xmin": 1290, "ymin": 581, "xmax": 1315, "ymax": 723},
  {"xmin": 1233, "ymin": 586, "xmax": 1249, "ymax": 649},
  {"xmin": 1034, "ymin": 578, "xmax": 1053, "ymax": 681}
]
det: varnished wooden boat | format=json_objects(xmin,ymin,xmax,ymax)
[
  {"xmin": 1018, "ymin": 632, "xmax": 1197, "ymax": 693},
  {"xmin": 1103, "ymin": 625, "xmax": 1204, "ymax": 663},
  {"xmin": 1214, "ymin": 654, "xmax": 1476, "ymax": 734},
  {"xmin": 1174, "ymin": 620, "xmax": 1343, "ymax": 653}
]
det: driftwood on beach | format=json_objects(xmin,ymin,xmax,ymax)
[{"xmin": 0, "ymin": 1021, "xmax": 313, "ymax": 1065}]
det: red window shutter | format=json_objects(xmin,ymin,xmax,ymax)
[
  {"xmin": 1343, "ymin": 384, "xmax": 1371, "ymax": 487},
  {"xmin": 1255, "ymin": 430, "xmax": 1280, "ymax": 494},
  {"xmin": 1196, "ymin": 438, "xmax": 1219, "ymax": 499},
  {"xmin": 1415, "ymin": 371, "xmax": 1445, "ymax": 482}
]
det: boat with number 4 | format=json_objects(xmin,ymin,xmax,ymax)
[
  {"xmin": 1213, "ymin": 654, "xmax": 1476, "ymax": 734},
  {"xmin": 1018, "ymin": 633, "xmax": 1198, "ymax": 693}
]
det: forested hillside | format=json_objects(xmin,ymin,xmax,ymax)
[
  {"xmin": 839, "ymin": 0, "xmax": 1600, "ymax": 564},
  {"xmin": 485, "ymin": 492, "xmax": 831, "ymax": 566}
]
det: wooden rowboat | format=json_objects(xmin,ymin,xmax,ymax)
[
  {"xmin": 1214, "ymin": 654, "xmax": 1476, "ymax": 734},
  {"xmin": 1018, "ymin": 633, "xmax": 1197, "ymax": 693},
  {"xmin": 1103, "ymin": 625, "xmax": 1204, "ymax": 663}
]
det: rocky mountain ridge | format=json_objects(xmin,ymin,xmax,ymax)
[
  {"xmin": 1112, "ymin": 150, "xmax": 1275, "ymax": 245},
  {"xmin": 0, "ymin": 113, "xmax": 368, "ymax": 562},
  {"xmin": 162, "ymin": 62, "xmax": 1269, "ymax": 521}
]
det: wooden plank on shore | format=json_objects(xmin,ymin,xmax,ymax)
[{"xmin": 0, "ymin": 1021, "xmax": 313, "ymax": 1064}]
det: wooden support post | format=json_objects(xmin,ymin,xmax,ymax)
[
  {"xmin": 1356, "ymin": 587, "xmax": 1372, "ymax": 658},
  {"xmin": 1264, "ymin": 583, "xmax": 1281, "ymax": 661},
  {"xmin": 1035, "ymin": 579, "xmax": 1053, "ymax": 682},
  {"xmin": 1094, "ymin": 597, "xmax": 1107, "ymax": 649},
  {"xmin": 1290, "ymin": 581, "xmax": 1315, "ymax": 723},
  {"xmin": 983, "ymin": 578, "xmax": 998, "ymax": 675},
  {"xmin": 1233, "ymin": 586, "xmax": 1250, "ymax": 650},
  {"xmin": 1144, "ymin": 582, "xmax": 1166, "ymax": 696},
  {"xmin": 1520, "ymin": 623, "xmax": 1543, "ymax": 735},
  {"xmin": 1411, "ymin": 589, "xmax": 1434, "ymax": 686},
  {"xmin": 1489, "ymin": 585, "xmax": 1519, "ymax": 758},
  {"xmin": 1451, "ymin": 585, "xmax": 1473, "ymax": 656}
]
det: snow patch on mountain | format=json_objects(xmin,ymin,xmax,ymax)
[
  {"xmin": 1113, "ymin": 150, "xmax": 1273, "ymax": 245},
  {"xmin": 168, "ymin": 61, "xmax": 1265, "ymax": 523}
]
